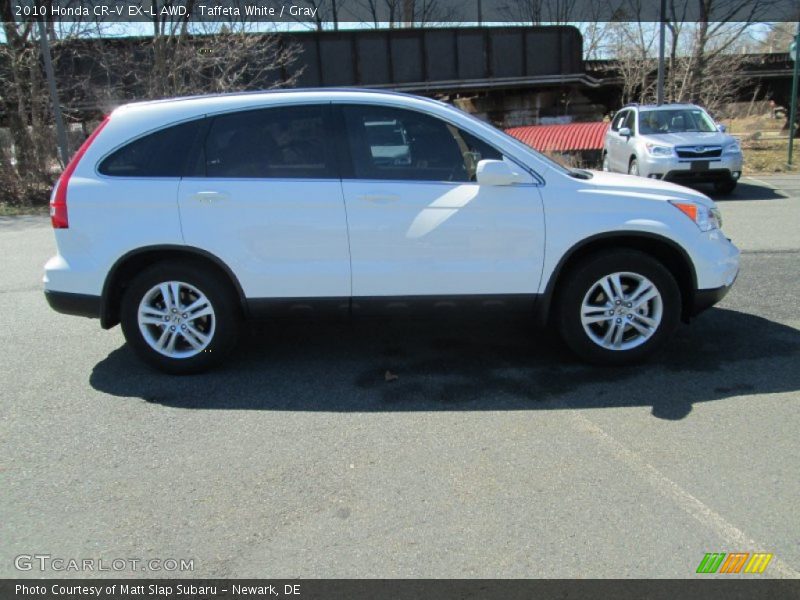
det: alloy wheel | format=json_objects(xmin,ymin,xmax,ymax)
[
  {"xmin": 580, "ymin": 271, "xmax": 663, "ymax": 351},
  {"xmin": 137, "ymin": 281, "xmax": 216, "ymax": 359}
]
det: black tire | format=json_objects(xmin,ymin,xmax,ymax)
[
  {"xmin": 120, "ymin": 261, "xmax": 240, "ymax": 374},
  {"xmin": 555, "ymin": 250, "xmax": 681, "ymax": 366},
  {"xmin": 713, "ymin": 179, "xmax": 737, "ymax": 195},
  {"xmin": 628, "ymin": 157, "xmax": 639, "ymax": 176},
  {"xmin": 602, "ymin": 152, "xmax": 610, "ymax": 172}
]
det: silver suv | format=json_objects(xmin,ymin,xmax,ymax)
[{"xmin": 602, "ymin": 103, "xmax": 743, "ymax": 194}]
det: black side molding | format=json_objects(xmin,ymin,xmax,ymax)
[
  {"xmin": 44, "ymin": 290, "xmax": 101, "ymax": 319},
  {"xmin": 248, "ymin": 294, "xmax": 541, "ymax": 319},
  {"xmin": 351, "ymin": 294, "xmax": 539, "ymax": 316}
]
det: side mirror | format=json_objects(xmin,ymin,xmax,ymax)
[
  {"xmin": 717, "ymin": 123, "xmax": 727, "ymax": 133},
  {"xmin": 476, "ymin": 159, "xmax": 526, "ymax": 186},
  {"xmin": 618, "ymin": 127, "xmax": 632, "ymax": 137}
]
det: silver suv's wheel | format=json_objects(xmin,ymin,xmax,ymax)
[
  {"xmin": 121, "ymin": 261, "xmax": 240, "ymax": 374},
  {"xmin": 602, "ymin": 153, "xmax": 610, "ymax": 172},
  {"xmin": 557, "ymin": 250, "xmax": 680, "ymax": 365},
  {"xmin": 628, "ymin": 158, "xmax": 639, "ymax": 176},
  {"xmin": 713, "ymin": 179, "xmax": 737, "ymax": 195}
]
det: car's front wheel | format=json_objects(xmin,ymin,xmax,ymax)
[
  {"xmin": 628, "ymin": 157, "xmax": 639, "ymax": 176},
  {"xmin": 713, "ymin": 179, "xmax": 737, "ymax": 195},
  {"xmin": 556, "ymin": 250, "xmax": 681, "ymax": 365},
  {"xmin": 120, "ymin": 262, "xmax": 240, "ymax": 374}
]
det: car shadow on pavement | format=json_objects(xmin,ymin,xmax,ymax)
[
  {"xmin": 709, "ymin": 180, "xmax": 786, "ymax": 202},
  {"xmin": 89, "ymin": 308, "xmax": 800, "ymax": 421}
]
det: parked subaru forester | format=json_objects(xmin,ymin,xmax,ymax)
[
  {"xmin": 603, "ymin": 103, "xmax": 743, "ymax": 194},
  {"xmin": 44, "ymin": 90, "xmax": 740, "ymax": 373}
]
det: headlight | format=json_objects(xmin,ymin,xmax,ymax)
[
  {"xmin": 646, "ymin": 144, "xmax": 673, "ymax": 157},
  {"xmin": 724, "ymin": 141, "xmax": 741, "ymax": 154},
  {"xmin": 669, "ymin": 201, "xmax": 722, "ymax": 232}
]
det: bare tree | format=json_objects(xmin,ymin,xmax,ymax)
[
  {"xmin": 289, "ymin": 0, "xmax": 348, "ymax": 31},
  {"xmin": 0, "ymin": 14, "xmax": 94, "ymax": 200},
  {"xmin": 606, "ymin": 20, "xmax": 659, "ymax": 104},
  {"xmin": 759, "ymin": 22, "xmax": 796, "ymax": 53},
  {"xmin": 0, "ymin": 3, "xmax": 302, "ymax": 207},
  {"xmin": 96, "ymin": 4, "xmax": 302, "ymax": 101},
  {"xmin": 498, "ymin": 0, "xmax": 579, "ymax": 23},
  {"xmin": 353, "ymin": 0, "xmax": 457, "ymax": 27},
  {"xmin": 0, "ymin": 18, "xmax": 50, "ymax": 186},
  {"xmin": 607, "ymin": 0, "xmax": 775, "ymax": 114}
]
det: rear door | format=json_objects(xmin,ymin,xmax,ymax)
[{"xmin": 177, "ymin": 104, "xmax": 351, "ymax": 301}]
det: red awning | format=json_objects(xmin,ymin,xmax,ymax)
[{"xmin": 505, "ymin": 122, "xmax": 610, "ymax": 152}]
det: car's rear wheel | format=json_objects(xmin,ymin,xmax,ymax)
[
  {"xmin": 628, "ymin": 157, "xmax": 639, "ymax": 176},
  {"xmin": 556, "ymin": 250, "xmax": 681, "ymax": 365},
  {"xmin": 120, "ymin": 262, "xmax": 240, "ymax": 374},
  {"xmin": 602, "ymin": 152, "xmax": 610, "ymax": 172}
]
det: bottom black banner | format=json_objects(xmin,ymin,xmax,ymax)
[{"xmin": 2, "ymin": 580, "xmax": 799, "ymax": 600}]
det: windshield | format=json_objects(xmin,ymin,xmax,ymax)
[{"xmin": 638, "ymin": 108, "xmax": 717, "ymax": 135}]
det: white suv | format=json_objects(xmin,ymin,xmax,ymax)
[{"xmin": 44, "ymin": 90, "xmax": 739, "ymax": 373}]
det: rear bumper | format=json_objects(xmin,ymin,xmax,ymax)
[{"xmin": 44, "ymin": 290, "xmax": 101, "ymax": 319}]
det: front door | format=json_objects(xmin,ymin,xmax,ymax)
[
  {"xmin": 336, "ymin": 104, "xmax": 545, "ymax": 304},
  {"xmin": 608, "ymin": 109, "xmax": 630, "ymax": 172}
]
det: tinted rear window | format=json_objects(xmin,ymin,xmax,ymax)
[
  {"xmin": 98, "ymin": 120, "xmax": 202, "ymax": 177},
  {"xmin": 204, "ymin": 105, "xmax": 334, "ymax": 179}
]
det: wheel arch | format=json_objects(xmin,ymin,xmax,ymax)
[
  {"xmin": 100, "ymin": 245, "xmax": 247, "ymax": 329},
  {"xmin": 536, "ymin": 232, "xmax": 698, "ymax": 326}
]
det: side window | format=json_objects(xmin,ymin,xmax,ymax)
[
  {"xmin": 611, "ymin": 110, "xmax": 628, "ymax": 132},
  {"xmin": 204, "ymin": 105, "xmax": 334, "ymax": 179},
  {"xmin": 457, "ymin": 129, "xmax": 504, "ymax": 181},
  {"xmin": 342, "ymin": 105, "xmax": 500, "ymax": 182},
  {"xmin": 623, "ymin": 110, "xmax": 636, "ymax": 134},
  {"xmin": 99, "ymin": 120, "xmax": 202, "ymax": 177}
]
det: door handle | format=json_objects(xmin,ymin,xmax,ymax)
[
  {"xmin": 359, "ymin": 193, "xmax": 400, "ymax": 203},
  {"xmin": 191, "ymin": 191, "xmax": 229, "ymax": 202}
]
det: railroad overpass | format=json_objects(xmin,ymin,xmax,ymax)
[
  {"xmin": 14, "ymin": 26, "xmax": 601, "ymax": 128},
  {"xmin": 4, "ymin": 26, "xmax": 797, "ymax": 129}
]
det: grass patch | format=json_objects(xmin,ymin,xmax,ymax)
[
  {"xmin": 724, "ymin": 114, "xmax": 800, "ymax": 175},
  {"xmin": 741, "ymin": 138, "xmax": 800, "ymax": 175},
  {"xmin": 0, "ymin": 203, "xmax": 49, "ymax": 217}
]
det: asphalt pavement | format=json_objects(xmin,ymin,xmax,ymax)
[{"xmin": 1, "ymin": 176, "xmax": 798, "ymax": 579}]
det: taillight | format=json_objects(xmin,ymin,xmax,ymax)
[{"xmin": 51, "ymin": 116, "xmax": 110, "ymax": 229}]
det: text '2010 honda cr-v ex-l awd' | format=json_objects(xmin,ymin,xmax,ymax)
[{"xmin": 44, "ymin": 90, "xmax": 739, "ymax": 374}]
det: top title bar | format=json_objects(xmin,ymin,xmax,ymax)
[{"xmin": 9, "ymin": 0, "xmax": 800, "ymax": 23}]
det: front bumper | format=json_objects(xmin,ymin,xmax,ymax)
[
  {"xmin": 687, "ymin": 230, "xmax": 739, "ymax": 317},
  {"xmin": 691, "ymin": 283, "xmax": 733, "ymax": 316},
  {"xmin": 638, "ymin": 153, "xmax": 743, "ymax": 183},
  {"xmin": 665, "ymin": 168, "xmax": 735, "ymax": 185}
]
